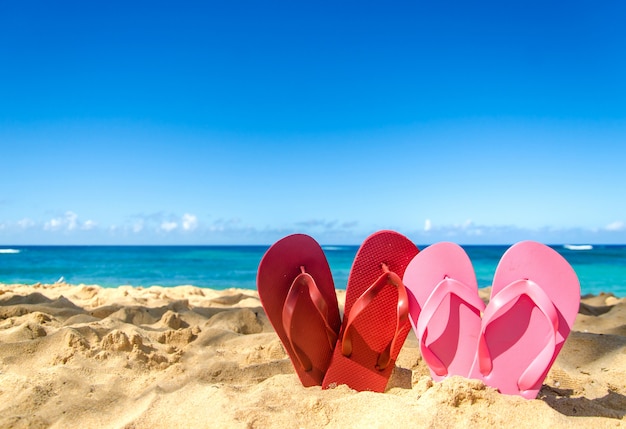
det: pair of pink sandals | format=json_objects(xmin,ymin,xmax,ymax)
[
  {"xmin": 406, "ymin": 239, "xmax": 579, "ymax": 399},
  {"xmin": 257, "ymin": 230, "xmax": 579, "ymax": 399}
]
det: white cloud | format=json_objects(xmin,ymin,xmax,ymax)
[
  {"xmin": 81, "ymin": 220, "xmax": 97, "ymax": 230},
  {"xmin": 133, "ymin": 220, "xmax": 144, "ymax": 233},
  {"xmin": 182, "ymin": 213, "xmax": 198, "ymax": 231},
  {"xmin": 606, "ymin": 221, "xmax": 625, "ymax": 231},
  {"xmin": 41, "ymin": 211, "xmax": 97, "ymax": 232},
  {"xmin": 208, "ymin": 218, "xmax": 243, "ymax": 232},
  {"xmin": 44, "ymin": 217, "xmax": 63, "ymax": 231},
  {"xmin": 128, "ymin": 212, "xmax": 200, "ymax": 234},
  {"xmin": 17, "ymin": 218, "xmax": 35, "ymax": 229},
  {"xmin": 410, "ymin": 220, "xmax": 521, "ymax": 243},
  {"xmin": 65, "ymin": 211, "xmax": 78, "ymax": 230},
  {"xmin": 160, "ymin": 221, "xmax": 178, "ymax": 232},
  {"xmin": 43, "ymin": 211, "xmax": 78, "ymax": 231},
  {"xmin": 294, "ymin": 219, "xmax": 361, "ymax": 232},
  {"xmin": 296, "ymin": 219, "xmax": 337, "ymax": 229}
]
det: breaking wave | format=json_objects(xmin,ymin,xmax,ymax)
[{"xmin": 563, "ymin": 244, "xmax": 593, "ymax": 251}]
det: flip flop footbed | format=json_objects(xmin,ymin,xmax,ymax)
[
  {"xmin": 403, "ymin": 242, "xmax": 485, "ymax": 381},
  {"xmin": 322, "ymin": 230, "xmax": 419, "ymax": 392},
  {"xmin": 469, "ymin": 241, "xmax": 580, "ymax": 399},
  {"xmin": 257, "ymin": 234, "xmax": 341, "ymax": 386}
]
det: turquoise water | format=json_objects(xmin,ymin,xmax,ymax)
[{"xmin": 0, "ymin": 245, "xmax": 624, "ymax": 297}]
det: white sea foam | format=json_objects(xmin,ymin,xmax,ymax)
[
  {"xmin": 322, "ymin": 246, "xmax": 344, "ymax": 251},
  {"xmin": 0, "ymin": 249, "xmax": 20, "ymax": 254},
  {"xmin": 564, "ymin": 244, "xmax": 593, "ymax": 251}
]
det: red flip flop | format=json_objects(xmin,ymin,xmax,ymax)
[
  {"xmin": 321, "ymin": 230, "xmax": 419, "ymax": 392},
  {"xmin": 257, "ymin": 234, "xmax": 341, "ymax": 387}
]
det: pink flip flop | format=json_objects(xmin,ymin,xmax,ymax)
[
  {"xmin": 257, "ymin": 234, "xmax": 341, "ymax": 387},
  {"xmin": 403, "ymin": 242, "xmax": 486, "ymax": 381},
  {"xmin": 468, "ymin": 241, "xmax": 580, "ymax": 399},
  {"xmin": 321, "ymin": 230, "xmax": 419, "ymax": 392}
]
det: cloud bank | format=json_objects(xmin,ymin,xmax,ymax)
[{"xmin": 1, "ymin": 212, "xmax": 625, "ymax": 245}]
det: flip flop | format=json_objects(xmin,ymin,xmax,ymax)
[
  {"xmin": 468, "ymin": 241, "xmax": 580, "ymax": 399},
  {"xmin": 257, "ymin": 234, "xmax": 341, "ymax": 387},
  {"xmin": 321, "ymin": 230, "xmax": 419, "ymax": 392},
  {"xmin": 403, "ymin": 242, "xmax": 486, "ymax": 382}
]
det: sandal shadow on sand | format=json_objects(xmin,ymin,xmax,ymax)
[
  {"xmin": 321, "ymin": 230, "xmax": 419, "ymax": 392},
  {"xmin": 257, "ymin": 234, "xmax": 341, "ymax": 387}
]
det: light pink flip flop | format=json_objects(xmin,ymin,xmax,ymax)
[
  {"xmin": 468, "ymin": 241, "xmax": 580, "ymax": 399},
  {"xmin": 403, "ymin": 242, "xmax": 486, "ymax": 381}
]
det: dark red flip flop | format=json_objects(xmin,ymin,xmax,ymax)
[
  {"xmin": 322, "ymin": 230, "xmax": 419, "ymax": 392},
  {"xmin": 257, "ymin": 234, "xmax": 341, "ymax": 386}
]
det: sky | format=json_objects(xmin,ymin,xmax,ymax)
[{"xmin": 1, "ymin": 1, "xmax": 625, "ymax": 245}]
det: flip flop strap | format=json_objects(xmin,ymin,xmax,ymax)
[
  {"xmin": 416, "ymin": 277, "xmax": 486, "ymax": 376},
  {"xmin": 341, "ymin": 266, "xmax": 408, "ymax": 371},
  {"xmin": 477, "ymin": 279, "xmax": 559, "ymax": 392},
  {"xmin": 282, "ymin": 268, "xmax": 338, "ymax": 372}
]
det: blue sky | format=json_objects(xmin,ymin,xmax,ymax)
[{"xmin": 1, "ymin": 1, "xmax": 625, "ymax": 245}]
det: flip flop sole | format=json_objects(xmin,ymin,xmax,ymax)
[
  {"xmin": 257, "ymin": 234, "xmax": 341, "ymax": 386},
  {"xmin": 403, "ymin": 242, "xmax": 484, "ymax": 381},
  {"xmin": 322, "ymin": 230, "xmax": 419, "ymax": 392},
  {"xmin": 469, "ymin": 241, "xmax": 580, "ymax": 398}
]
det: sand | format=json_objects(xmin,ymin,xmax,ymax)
[{"xmin": 0, "ymin": 283, "xmax": 624, "ymax": 429}]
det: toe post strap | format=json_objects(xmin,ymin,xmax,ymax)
[
  {"xmin": 477, "ymin": 279, "xmax": 559, "ymax": 392},
  {"xmin": 416, "ymin": 276, "xmax": 486, "ymax": 376},
  {"xmin": 282, "ymin": 266, "xmax": 338, "ymax": 372},
  {"xmin": 341, "ymin": 263, "xmax": 408, "ymax": 371}
]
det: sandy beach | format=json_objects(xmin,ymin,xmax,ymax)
[{"xmin": 0, "ymin": 282, "xmax": 624, "ymax": 428}]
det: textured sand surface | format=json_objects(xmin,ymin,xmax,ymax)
[{"xmin": 0, "ymin": 283, "xmax": 624, "ymax": 428}]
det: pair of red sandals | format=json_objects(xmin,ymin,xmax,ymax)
[{"xmin": 257, "ymin": 230, "xmax": 579, "ymax": 399}]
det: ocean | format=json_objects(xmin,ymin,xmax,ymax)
[{"xmin": 0, "ymin": 244, "xmax": 624, "ymax": 297}]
